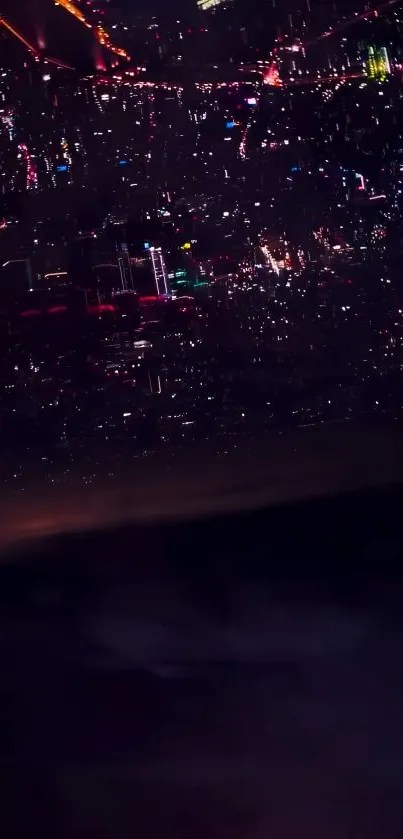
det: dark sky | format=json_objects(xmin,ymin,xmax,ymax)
[
  {"xmin": 119, "ymin": 0, "xmax": 202, "ymax": 15},
  {"xmin": 1, "ymin": 0, "xmax": 101, "ymax": 66},
  {"xmin": 119, "ymin": 0, "xmax": 197, "ymax": 9}
]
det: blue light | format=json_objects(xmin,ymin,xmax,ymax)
[
  {"xmin": 119, "ymin": 160, "xmax": 128, "ymax": 166},
  {"xmin": 144, "ymin": 242, "xmax": 151, "ymax": 249},
  {"xmin": 56, "ymin": 164, "xmax": 68, "ymax": 172},
  {"xmin": 291, "ymin": 166, "xmax": 299, "ymax": 172},
  {"xmin": 226, "ymin": 120, "xmax": 235, "ymax": 129}
]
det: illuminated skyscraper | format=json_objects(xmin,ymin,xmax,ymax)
[
  {"xmin": 149, "ymin": 247, "xmax": 169, "ymax": 296},
  {"xmin": 366, "ymin": 46, "xmax": 391, "ymax": 82},
  {"xmin": 197, "ymin": 0, "xmax": 231, "ymax": 10},
  {"xmin": 117, "ymin": 242, "xmax": 134, "ymax": 291}
]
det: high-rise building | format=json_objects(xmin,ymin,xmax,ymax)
[
  {"xmin": 197, "ymin": 0, "xmax": 231, "ymax": 10},
  {"xmin": 116, "ymin": 242, "xmax": 134, "ymax": 291},
  {"xmin": 149, "ymin": 246, "xmax": 169, "ymax": 296},
  {"xmin": 366, "ymin": 46, "xmax": 391, "ymax": 82}
]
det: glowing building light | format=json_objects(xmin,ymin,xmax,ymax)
[
  {"xmin": 366, "ymin": 46, "xmax": 391, "ymax": 82},
  {"xmin": 18, "ymin": 144, "xmax": 37, "ymax": 190},
  {"xmin": 149, "ymin": 247, "xmax": 169, "ymax": 296},
  {"xmin": 197, "ymin": 0, "xmax": 229, "ymax": 9},
  {"xmin": 263, "ymin": 62, "xmax": 283, "ymax": 87},
  {"xmin": 355, "ymin": 172, "xmax": 365, "ymax": 191}
]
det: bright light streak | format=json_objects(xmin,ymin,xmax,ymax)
[
  {"xmin": 0, "ymin": 16, "xmax": 39, "ymax": 57},
  {"xmin": 0, "ymin": 15, "xmax": 73, "ymax": 69},
  {"xmin": 302, "ymin": 0, "xmax": 402, "ymax": 48},
  {"xmin": 53, "ymin": 0, "xmax": 131, "ymax": 62}
]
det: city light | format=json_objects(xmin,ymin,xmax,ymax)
[
  {"xmin": 0, "ymin": 0, "xmax": 403, "ymax": 507},
  {"xmin": 366, "ymin": 46, "xmax": 392, "ymax": 81},
  {"xmin": 17, "ymin": 144, "xmax": 37, "ymax": 190},
  {"xmin": 53, "ymin": 0, "xmax": 131, "ymax": 63},
  {"xmin": 197, "ymin": 0, "xmax": 229, "ymax": 9}
]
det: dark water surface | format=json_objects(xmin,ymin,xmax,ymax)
[{"xmin": 2, "ymin": 485, "xmax": 403, "ymax": 837}]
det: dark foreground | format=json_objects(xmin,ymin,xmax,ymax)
[{"xmin": 2, "ymin": 484, "xmax": 403, "ymax": 838}]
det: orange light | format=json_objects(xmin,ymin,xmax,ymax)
[
  {"xmin": 54, "ymin": 0, "xmax": 131, "ymax": 62},
  {"xmin": 0, "ymin": 16, "xmax": 39, "ymax": 56}
]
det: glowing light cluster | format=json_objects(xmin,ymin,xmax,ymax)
[
  {"xmin": 254, "ymin": 59, "xmax": 364, "ymax": 89},
  {"xmin": 197, "ymin": 0, "xmax": 228, "ymax": 8},
  {"xmin": 1, "ymin": 109, "xmax": 15, "ymax": 141},
  {"xmin": 263, "ymin": 62, "xmax": 282, "ymax": 87},
  {"xmin": 239, "ymin": 124, "xmax": 249, "ymax": 159},
  {"xmin": 366, "ymin": 46, "xmax": 391, "ymax": 81},
  {"xmin": 18, "ymin": 144, "xmax": 38, "ymax": 190}
]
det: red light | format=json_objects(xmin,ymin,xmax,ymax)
[
  {"xmin": 138, "ymin": 295, "xmax": 165, "ymax": 304},
  {"xmin": 87, "ymin": 303, "xmax": 116, "ymax": 314},
  {"xmin": 47, "ymin": 305, "xmax": 68, "ymax": 314},
  {"xmin": 20, "ymin": 309, "xmax": 42, "ymax": 317}
]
